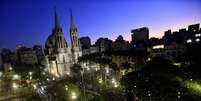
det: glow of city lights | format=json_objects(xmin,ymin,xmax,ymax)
[
  {"xmin": 46, "ymin": 78, "xmax": 50, "ymax": 81},
  {"xmin": 71, "ymin": 92, "xmax": 77, "ymax": 100},
  {"xmin": 152, "ymin": 45, "xmax": 164, "ymax": 49},
  {"xmin": 86, "ymin": 67, "xmax": 90, "ymax": 71},
  {"xmin": 0, "ymin": 72, "xmax": 2, "ymax": 77},
  {"xmin": 112, "ymin": 78, "xmax": 115, "ymax": 83},
  {"xmin": 95, "ymin": 67, "xmax": 98, "ymax": 71},
  {"xmin": 173, "ymin": 63, "xmax": 181, "ymax": 67},
  {"xmin": 187, "ymin": 39, "xmax": 192, "ymax": 43},
  {"xmin": 29, "ymin": 72, "xmax": 33, "ymax": 75},
  {"xmin": 195, "ymin": 38, "xmax": 200, "ymax": 42},
  {"xmin": 195, "ymin": 33, "xmax": 201, "ymax": 37},
  {"xmin": 55, "ymin": 73, "xmax": 59, "ymax": 77},
  {"xmin": 98, "ymin": 78, "xmax": 103, "ymax": 84},
  {"xmin": 67, "ymin": 72, "xmax": 70, "ymax": 75},
  {"xmin": 42, "ymin": 72, "xmax": 46, "ymax": 75},
  {"xmin": 12, "ymin": 74, "xmax": 20, "ymax": 80},
  {"xmin": 9, "ymin": 66, "xmax": 13, "ymax": 70},
  {"xmin": 32, "ymin": 84, "xmax": 37, "ymax": 89},
  {"xmin": 65, "ymin": 85, "xmax": 68, "ymax": 91},
  {"xmin": 114, "ymin": 83, "xmax": 119, "ymax": 88},
  {"xmin": 176, "ymin": 77, "xmax": 201, "ymax": 95},
  {"xmin": 12, "ymin": 83, "xmax": 18, "ymax": 89},
  {"xmin": 106, "ymin": 67, "xmax": 109, "ymax": 74}
]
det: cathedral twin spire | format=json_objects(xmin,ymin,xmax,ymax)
[
  {"xmin": 53, "ymin": 7, "xmax": 79, "ymax": 49},
  {"xmin": 54, "ymin": 7, "xmax": 61, "ymax": 30}
]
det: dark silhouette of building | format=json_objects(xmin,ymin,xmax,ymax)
[
  {"xmin": 112, "ymin": 35, "xmax": 128, "ymax": 51},
  {"xmin": 79, "ymin": 36, "xmax": 91, "ymax": 49},
  {"xmin": 131, "ymin": 27, "xmax": 149, "ymax": 47},
  {"xmin": 95, "ymin": 37, "xmax": 112, "ymax": 52}
]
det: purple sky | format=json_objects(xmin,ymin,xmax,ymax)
[{"xmin": 0, "ymin": 0, "xmax": 201, "ymax": 50}]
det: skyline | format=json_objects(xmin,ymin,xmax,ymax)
[{"xmin": 0, "ymin": 0, "xmax": 201, "ymax": 50}]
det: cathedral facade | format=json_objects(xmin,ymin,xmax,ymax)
[{"xmin": 45, "ymin": 9, "xmax": 82, "ymax": 77}]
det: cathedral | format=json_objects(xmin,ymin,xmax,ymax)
[{"xmin": 45, "ymin": 8, "xmax": 82, "ymax": 77}]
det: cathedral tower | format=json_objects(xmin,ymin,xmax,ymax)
[
  {"xmin": 45, "ymin": 7, "xmax": 72, "ymax": 77},
  {"xmin": 69, "ymin": 9, "xmax": 82, "ymax": 63}
]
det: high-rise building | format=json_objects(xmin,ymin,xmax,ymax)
[
  {"xmin": 79, "ymin": 36, "xmax": 91, "ymax": 49},
  {"xmin": 95, "ymin": 38, "xmax": 112, "ymax": 52},
  {"xmin": 131, "ymin": 27, "xmax": 149, "ymax": 47},
  {"xmin": 188, "ymin": 24, "xmax": 200, "ymax": 33}
]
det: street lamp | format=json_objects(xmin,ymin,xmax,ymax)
[
  {"xmin": 99, "ymin": 78, "xmax": 103, "ymax": 84},
  {"xmin": 29, "ymin": 72, "xmax": 33, "ymax": 76},
  {"xmin": 12, "ymin": 74, "xmax": 20, "ymax": 80},
  {"xmin": 12, "ymin": 83, "xmax": 18, "ymax": 89},
  {"xmin": 71, "ymin": 91, "xmax": 77, "ymax": 100},
  {"xmin": 65, "ymin": 85, "xmax": 68, "ymax": 91}
]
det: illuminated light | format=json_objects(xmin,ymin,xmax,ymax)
[
  {"xmin": 98, "ymin": 78, "xmax": 103, "ymax": 84},
  {"xmin": 121, "ymin": 70, "xmax": 126, "ymax": 76},
  {"xmin": 195, "ymin": 33, "xmax": 201, "ymax": 37},
  {"xmin": 147, "ymin": 57, "xmax": 151, "ymax": 61},
  {"xmin": 176, "ymin": 76, "xmax": 201, "ymax": 95},
  {"xmin": 105, "ymin": 67, "xmax": 109, "ymax": 74},
  {"xmin": 9, "ymin": 66, "xmax": 13, "ymax": 70},
  {"xmin": 95, "ymin": 67, "xmax": 99, "ymax": 71},
  {"xmin": 29, "ymin": 76, "xmax": 32, "ymax": 80},
  {"xmin": 152, "ymin": 45, "xmax": 164, "ymax": 49},
  {"xmin": 12, "ymin": 83, "xmax": 18, "ymax": 89},
  {"xmin": 0, "ymin": 72, "xmax": 2, "ymax": 77},
  {"xmin": 195, "ymin": 38, "xmax": 200, "ymax": 42},
  {"xmin": 86, "ymin": 67, "xmax": 90, "ymax": 71},
  {"xmin": 55, "ymin": 73, "xmax": 59, "ymax": 77},
  {"xmin": 187, "ymin": 39, "xmax": 192, "ymax": 43},
  {"xmin": 173, "ymin": 63, "xmax": 181, "ymax": 66},
  {"xmin": 52, "ymin": 77, "xmax": 55, "ymax": 81},
  {"xmin": 71, "ymin": 92, "xmax": 77, "ymax": 100},
  {"xmin": 46, "ymin": 78, "xmax": 50, "ymax": 81},
  {"xmin": 177, "ymin": 91, "xmax": 181, "ymax": 95},
  {"xmin": 111, "ymin": 78, "xmax": 115, "ymax": 83},
  {"xmin": 65, "ymin": 85, "xmax": 68, "ymax": 91},
  {"xmin": 29, "ymin": 72, "xmax": 32, "ymax": 75},
  {"xmin": 32, "ymin": 84, "xmax": 37, "ymax": 89},
  {"xmin": 134, "ymin": 85, "xmax": 137, "ymax": 88},
  {"xmin": 42, "ymin": 72, "xmax": 46, "ymax": 75},
  {"xmin": 67, "ymin": 72, "xmax": 70, "ymax": 75},
  {"xmin": 178, "ymin": 95, "xmax": 181, "ymax": 98},
  {"xmin": 12, "ymin": 74, "xmax": 20, "ymax": 80},
  {"xmin": 114, "ymin": 83, "xmax": 118, "ymax": 88}
]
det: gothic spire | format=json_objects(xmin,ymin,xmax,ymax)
[
  {"xmin": 70, "ymin": 8, "xmax": 76, "ymax": 29},
  {"xmin": 54, "ymin": 7, "xmax": 61, "ymax": 29}
]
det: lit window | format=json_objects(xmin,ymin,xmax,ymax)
[
  {"xmin": 152, "ymin": 45, "xmax": 164, "ymax": 49},
  {"xmin": 195, "ymin": 38, "xmax": 200, "ymax": 42},
  {"xmin": 186, "ymin": 39, "xmax": 192, "ymax": 43},
  {"xmin": 195, "ymin": 34, "xmax": 201, "ymax": 37}
]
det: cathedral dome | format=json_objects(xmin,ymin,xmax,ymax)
[{"xmin": 45, "ymin": 33, "xmax": 68, "ymax": 49}]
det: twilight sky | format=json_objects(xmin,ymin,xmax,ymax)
[{"xmin": 0, "ymin": 0, "xmax": 201, "ymax": 50}]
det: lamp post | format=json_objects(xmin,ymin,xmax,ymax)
[{"xmin": 80, "ymin": 68, "xmax": 86, "ymax": 101}]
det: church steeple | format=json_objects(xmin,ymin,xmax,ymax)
[
  {"xmin": 69, "ymin": 9, "xmax": 79, "ymax": 48},
  {"xmin": 70, "ymin": 9, "xmax": 76, "ymax": 29},
  {"xmin": 54, "ymin": 7, "xmax": 61, "ymax": 29}
]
